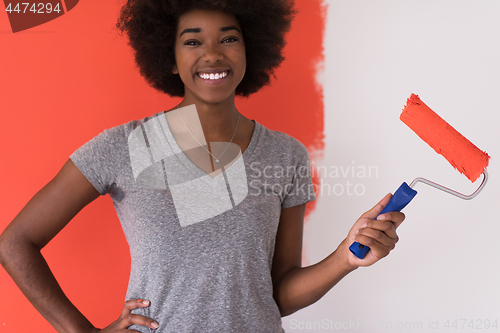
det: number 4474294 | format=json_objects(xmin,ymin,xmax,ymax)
[
  {"xmin": 5, "ymin": 3, "xmax": 61, "ymax": 14},
  {"xmin": 444, "ymin": 319, "xmax": 498, "ymax": 330}
]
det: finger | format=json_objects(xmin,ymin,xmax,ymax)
[
  {"xmin": 356, "ymin": 226, "xmax": 397, "ymax": 249},
  {"xmin": 377, "ymin": 211, "xmax": 405, "ymax": 229},
  {"xmin": 118, "ymin": 299, "xmax": 159, "ymax": 330},
  {"xmin": 363, "ymin": 220, "xmax": 399, "ymax": 240},
  {"xmin": 122, "ymin": 299, "xmax": 150, "ymax": 317},
  {"xmin": 120, "ymin": 313, "xmax": 159, "ymax": 330},
  {"xmin": 361, "ymin": 193, "xmax": 393, "ymax": 220}
]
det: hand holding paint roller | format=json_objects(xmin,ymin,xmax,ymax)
[{"xmin": 349, "ymin": 93, "xmax": 490, "ymax": 259}]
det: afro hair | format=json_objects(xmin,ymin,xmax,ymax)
[{"xmin": 116, "ymin": 0, "xmax": 296, "ymax": 97}]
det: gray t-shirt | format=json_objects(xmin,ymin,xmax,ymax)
[{"xmin": 70, "ymin": 111, "xmax": 316, "ymax": 332}]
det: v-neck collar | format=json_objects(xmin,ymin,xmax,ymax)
[{"xmin": 154, "ymin": 111, "xmax": 261, "ymax": 184}]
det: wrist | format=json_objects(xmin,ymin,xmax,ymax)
[
  {"xmin": 331, "ymin": 239, "xmax": 359, "ymax": 273},
  {"xmin": 66, "ymin": 319, "xmax": 98, "ymax": 333}
]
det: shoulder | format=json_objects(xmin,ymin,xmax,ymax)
[
  {"xmin": 116, "ymin": 111, "xmax": 165, "ymax": 136},
  {"xmin": 82, "ymin": 112, "xmax": 165, "ymax": 145},
  {"xmin": 71, "ymin": 111, "xmax": 165, "ymax": 162},
  {"xmin": 256, "ymin": 122, "xmax": 311, "ymax": 159}
]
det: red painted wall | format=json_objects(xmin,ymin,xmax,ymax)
[{"xmin": 0, "ymin": 1, "xmax": 325, "ymax": 331}]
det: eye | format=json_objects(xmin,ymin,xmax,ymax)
[
  {"xmin": 222, "ymin": 36, "xmax": 239, "ymax": 43},
  {"xmin": 184, "ymin": 40, "xmax": 200, "ymax": 46}
]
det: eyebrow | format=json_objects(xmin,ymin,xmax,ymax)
[{"xmin": 179, "ymin": 26, "xmax": 241, "ymax": 37}]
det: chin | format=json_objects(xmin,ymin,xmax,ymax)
[{"xmin": 196, "ymin": 91, "xmax": 236, "ymax": 105}]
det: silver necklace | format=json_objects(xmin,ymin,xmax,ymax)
[{"xmin": 177, "ymin": 110, "xmax": 240, "ymax": 164}]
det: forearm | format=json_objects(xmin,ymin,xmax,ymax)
[
  {"xmin": 274, "ymin": 239, "xmax": 357, "ymax": 316},
  {"xmin": 0, "ymin": 239, "xmax": 96, "ymax": 333}
]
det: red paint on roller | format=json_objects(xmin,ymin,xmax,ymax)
[{"xmin": 400, "ymin": 93, "xmax": 489, "ymax": 183}]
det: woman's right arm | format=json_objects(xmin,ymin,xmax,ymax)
[{"xmin": 0, "ymin": 159, "xmax": 158, "ymax": 333}]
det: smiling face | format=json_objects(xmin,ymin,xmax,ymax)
[{"xmin": 172, "ymin": 9, "xmax": 246, "ymax": 106}]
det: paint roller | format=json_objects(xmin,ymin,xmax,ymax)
[{"xmin": 349, "ymin": 93, "xmax": 490, "ymax": 259}]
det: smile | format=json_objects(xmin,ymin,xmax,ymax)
[{"xmin": 197, "ymin": 71, "xmax": 229, "ymax": 80}]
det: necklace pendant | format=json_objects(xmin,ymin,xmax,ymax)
[{"xmin": 215, "ymin": 159, "xmax": 220, "ymax": 163}]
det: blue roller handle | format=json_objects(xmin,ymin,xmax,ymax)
[{"xmin": 349, "ymin": 182, "xmax": 418, "ymax": 259}]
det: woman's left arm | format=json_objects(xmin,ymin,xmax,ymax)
[{"xmin": 271, "ymin": 194, "xmax": 405, "ymax": 316}]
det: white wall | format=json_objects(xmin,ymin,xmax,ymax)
[{"xmin": 283, "ymin": 1, "xmax": 500, "ymax": 332}]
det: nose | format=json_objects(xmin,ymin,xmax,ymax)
[{"xmin": 202, "ymin": 42, "xmax": 223, "ymax": 63}]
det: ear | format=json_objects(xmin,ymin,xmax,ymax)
[{"xmin": 172, "ymin": 64, "xmax": 178, "ymax": 74}]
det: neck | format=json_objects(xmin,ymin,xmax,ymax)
[{"xmin": 174, "ymin": 95, "xmax": 241, "ymax": 141}]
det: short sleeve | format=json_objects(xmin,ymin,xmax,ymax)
[
  {"xmin": 281, "ymin": 138, "xmax": 316, "ymax": 209},
  {"xmin": 69, "ymin": 127, "xmax": 124, "ymax": 195}
]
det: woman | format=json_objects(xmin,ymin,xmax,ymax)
[{"xmin": 0, "ymin": 0, "xmax": 404, "ymax": 332}]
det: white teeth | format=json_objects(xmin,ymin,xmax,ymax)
[{"xmin": 198, "ymin": 71, "xmax": 228, "ymax": 80}]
